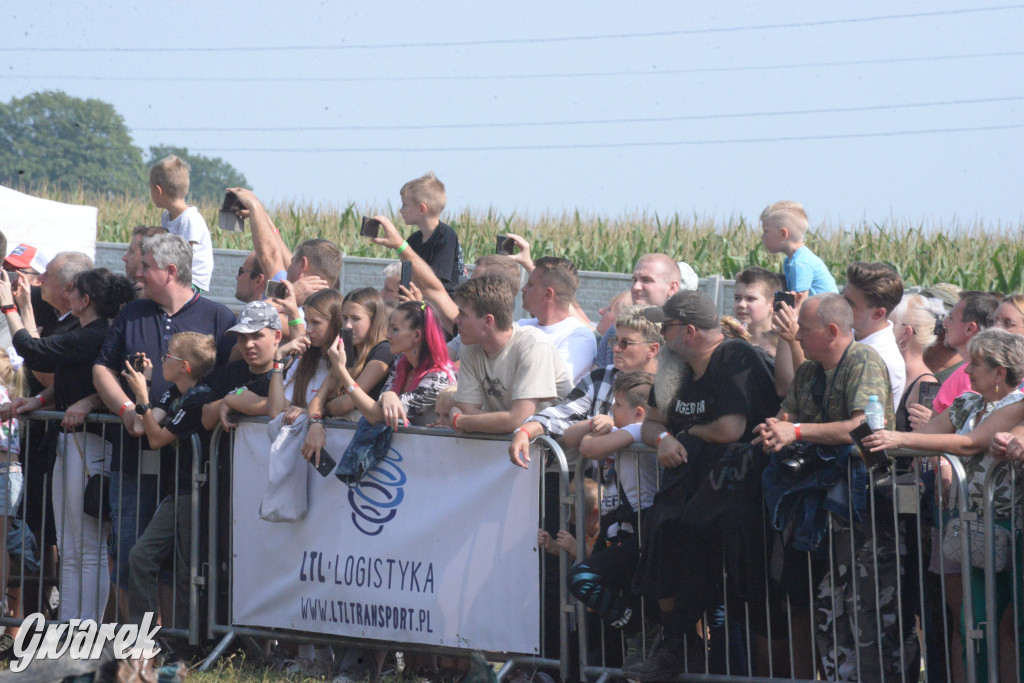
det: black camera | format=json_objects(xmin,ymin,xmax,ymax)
[{"xmin": 780, "ymin": 453, "xmax": 808, "ymax": 479}]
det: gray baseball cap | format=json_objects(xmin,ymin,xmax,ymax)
[
  {"xmin": 643, "ymin": 290, "xmax": 719, "ymax": 329},
  {"xmin": 228, "ymin": 301, "xmax": 282, "ymax": 334}
]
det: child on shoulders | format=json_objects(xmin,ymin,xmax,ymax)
[
  {"xmin": 759, "ymin": 200, "xmax": 837, "ymax": 309},
  {"xmin": 149, "ymin": 155, "xmax": 214, "ymax": 292},
  {"xmin": 400, "ymin": 172, "xmax": 464, "ymax": 295}
]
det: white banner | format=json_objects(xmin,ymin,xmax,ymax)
[
  {"xmin": 0, "ymin": 185, "xmax": 97, "ymax": 261},
  {"xmin": 231, "ymin": 422, "xmax": 542, "ymax": 654}
]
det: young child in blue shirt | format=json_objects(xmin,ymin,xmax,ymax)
[{"xmin": 759, "ymin": 200, "xmax": 837, "ymax": 308}]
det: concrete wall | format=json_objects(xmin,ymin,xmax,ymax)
[{"xmin": 96, "ymin": 242, "xmax": 739, "ymax": 317}]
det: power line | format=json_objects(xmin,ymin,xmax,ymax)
[
  {"xmin": 2, "ymin": 6, "xmax": 1020, "ymax": 52},
  {"xmin": 124, "ymin": 96, "xmax": 1024, "ymax": 133},
  {"xmin": 10, "ymin": 50, "xmax": 1024, "ymax": 84},
  {"xmin": 187, "ymin": 123, "xmax": 1024, "ymax": 153}
]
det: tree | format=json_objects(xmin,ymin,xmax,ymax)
[
  {"xmin": 0, "ymin": 90, "xmax": 146, "ymax": 194},
  {"xmin": 146, "ymin": 145, "xmax": 248, "ymax": 204}
]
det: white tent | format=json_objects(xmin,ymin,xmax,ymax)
[{"xmin": 0, "ymin": 185, "xmax": 97, "ymax": 262}]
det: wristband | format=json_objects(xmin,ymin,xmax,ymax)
[
  {"xmin": 119, "ymin": 401, "xmax": 135, "ymax": 418},
  {"xmin": 514, "ymin": 426, "xmax": 530, "ymax": 438},
  {"xmin": 451, "ymin": 412, "xmax": 460, "ymax": 431},
  {"xmin": 794, "ymin": 423, "xmax": 802, "ymax": 441},
  {"xmin": 657, "ymin": 430, "xmax": 670, "ymax": 445},
  {"xmin": 0, "ymin": 304, "xmax": 15, "ymax": 314},
  {"xmin": 34, "ymin": 393, "xmax": 47, "ymax": 406},
  {"xmin": 288, "ymin": 318, "xmax": 303, "ymax": 327},
  {"xmin": 345, "ymin": 384, "xmax": 357, "ymax": 394},
  {"xmin": 396, "ymin": 241, "xmax": 409, "ymax": 254},
  {"xmin": 234, "ymin": 387, "xmax": 247, "ymax": 396}
]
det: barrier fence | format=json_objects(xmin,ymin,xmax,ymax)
[{"xmin": 2, "ymin": 410, "xmax": 1021, "ymax": 683}]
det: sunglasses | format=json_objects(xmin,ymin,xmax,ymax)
[{"xmin": 611, "ymin": 337, "xmax": 648, "ymax": 351}]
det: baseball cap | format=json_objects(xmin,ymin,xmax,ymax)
[
  {"xmin": 227, "ymin": 301, "xmax": 282, "ymax": 334},
  {"xmin": 4, "ymin": 244, "xmax": 49, "ymax": 273},
  {"xmin": 643, "ymin": 290, "xmax": 719, "ymax": 329}
]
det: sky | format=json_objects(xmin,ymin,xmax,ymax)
[{"xmin": 1, "ymin": 1, "xmax": 1022, "ymax": 229}]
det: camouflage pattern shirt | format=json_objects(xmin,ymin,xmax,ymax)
[
  {"xmin": 780, "ymin": 341, "xmax": 894, "ymax": 427},
  {"xmin": 946, "ymin": 388, "xmax": 1024, "ymax": 521}
]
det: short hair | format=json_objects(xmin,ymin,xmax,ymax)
[
  {"xmin": 845, "ymin": 262, "xmax": 904, "ymax": 314},
  {"xmin": 760, "ymin": 200, "xmax": 809, "ymax": 239},
  {"xmin": 132, "ymin": 225, "xmax": 168, "ymax": 241},
  {"xmin": 249, "ymin": 256, "xmax": 263, "ymax": 278},
  {"xmin": 735, "ymin": 266, "xmax": 783, "ymax": 299},
  {"xmin": 810, "ymin": 292, "xmax": 854, "ymax": 333},
  {"xmin": 959, "ymin": 290, "xmax": 1001, "ymax": 329},
  {"xmin": 636, "ymin": 253, "xmax": 682, "ymax": 286},
  {"xmin": 141, "ymin": 233, "xmax": 192, "ymax": 287},
  {"xmin": 891, "ymin": 293, "xmax": 944, "ymax": 350},
  {"xmin": 293, "ymin": 239, "xmax": 342, "ymax": 288},
  {"xmin": 169, "ymin": 331, "xmax": 217, "ymax": 379},
  {"xmin": 382, "ymin": 261, "xmax": 402, "ymax": 281},
  {"xmin": 614, "ymin": 305, "xmax": 661, "ymax": 343},
  {"xmin": 149, "ymin": 155, "xmax": 190, "ymax": 199},
  {"xmin": 968, "ymin": 328, "xmax": 1024, "ymax": 387},
  {"xmin": 52, "ymin": 251, "xmax": 94, "ymax": 286},
  {"xmin": 454, "ymin": 275, "xmax": 514, "ymax": 330},
  {"xmin": 612, "ymin": 370, "xmax": 655, "ymax": 411},
  {"xmin": 400, "ymin": 171, "xmax": 447, "ymax": 217},
  {"xmin": 532, "ymin": 256, "xmax": 579, "ymax": 306},
  {"xmin": 472, "ymin": 254, "xmax": 522, "ymax": 296}
]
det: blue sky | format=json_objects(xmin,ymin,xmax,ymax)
[{"xmin": 2, "ymin": 1, "xmax": 1022, "ymax": 228}]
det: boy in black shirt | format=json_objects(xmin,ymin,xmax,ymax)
[
  {"xmin": 399, "ymin": 171, "xmax": 465, "ymax": 295},
  {"xmin": 122, "ymin": 331, "xmax": 217, "ymax": 628}
]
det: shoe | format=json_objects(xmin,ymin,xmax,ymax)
[
  {"xmin": 0, "ymin": 633, "xmax": 14, "ymax": 661},
  {"xmin": 621, "ymin": 643, "xmax": 685, "ymax": 682},
  {"xmin": 332, "ymin": 647, "xmax": 378, "ymax": 682},
  {"xmin": 622, "ymin": 621, "xmax": 660, "ymax": 671},
  {"xmin": 609, "ymin": 607, "xmax": 633, "ymax": 630}
]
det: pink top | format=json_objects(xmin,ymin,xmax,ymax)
[{"xmin": 932, "ymin": 364, "xmax": 974, "ymax": 415}]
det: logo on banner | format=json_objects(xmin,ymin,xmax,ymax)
[
  {"xmin": 348, "ymin": 447, "xmax": 406, "ymax": 536},
  {"xmin": 9, "ymin": 612, "xmax": 161, "ymax": 673}
]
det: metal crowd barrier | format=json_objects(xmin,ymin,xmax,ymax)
[
  {"xmin": 559, "ymin": 444, "xmax": 1021, "ymax": 683},
  {"xmin": 1, "ymin": 411, "xmax": 203, "ymax": 645}
]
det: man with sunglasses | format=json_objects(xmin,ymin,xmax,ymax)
[{"xmin": 623, "ymin": 290, "xmax": 778, "ymax": 681}]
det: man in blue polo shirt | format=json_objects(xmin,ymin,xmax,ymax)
[{"xmin": 93, "ymin": 233, "xmax": 236, "ymax": 617}]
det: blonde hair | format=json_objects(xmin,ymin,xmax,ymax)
[
  {"xmin": 400, "ymin": 171, "xmax": 447, "ymax": 217},
  {"xmin": 720, "ymin": 315, "xmax": 753, "ymax": 342},
  {"xmin": 760, "ymin": 200, "xmax": 809, "ymax": 240},
  {"xmin": 0, "ymin": 349, "xmax": 24, "ymax": 400},
  {"xmin": 169, "ymin": 332, "xmax": 218, "ymax": 380},
  {"xmin": 149, "ymin": 155, "xmax": 191, "ymax": 199},
  {"xmin": 891, "ymin": 293, "xmax": 943, "ymax": 351},
  {"xmin": 614, "ymin": 305, "xmax": 662, "ymax": 343}
]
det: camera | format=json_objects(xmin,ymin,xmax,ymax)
[{"xmin": 780, "ymin": 453, "xmax": 808, "ymax": 479}]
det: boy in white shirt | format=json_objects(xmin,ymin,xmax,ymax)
[{"xmin": 149, "ymin": 155, "xmax": 214, "ymax": 291}]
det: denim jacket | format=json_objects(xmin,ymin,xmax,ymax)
[
  {"xmin": 761, "ymin": 442, "xmax": 867, "ymax": 553},
  {"xmin": 335, "ymin": 418, "xmax": 393, "ymax": 487}
]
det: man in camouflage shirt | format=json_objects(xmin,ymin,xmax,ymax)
[{"xmin": 757, "ymin": 293, "xmax": 916, "ymax": 681}]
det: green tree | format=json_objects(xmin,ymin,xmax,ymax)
[
  {"xmin": 147, "ymin": 145, "xmax": 248, "ymax": 204},
  {"xmin": 0, "ymin": 90, "xmax": 146, "ymax": 194}
]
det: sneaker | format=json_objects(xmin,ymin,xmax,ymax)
[
  {"xmin": 0, "ymin": 633, "xmax": 14, "ymax": 661},
  {"xmin": 608, "ymin": 606, "xmax": 633, "ymax": 630},
  {"xmin": 622, "ymin": 621, "xmax": 660, "ymax": 671},
  {"xmin": 622, "ymin": 643, "xmax": 685, "ymax": 682}
]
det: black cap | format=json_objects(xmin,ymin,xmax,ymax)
[{"xmin": 642, "ymin": 290, "xmax": 719, "ymax": 329}]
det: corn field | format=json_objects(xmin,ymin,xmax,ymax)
[{"xmin": 24, "ymin": 186, "xmax": 1024, "ymax": 292}]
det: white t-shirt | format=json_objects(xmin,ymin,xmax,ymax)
[
  {"xmin": 859, "ymin": 321, "xmax": 906, "ymax": 412},
  {"xmin": 162, "ymin": 206, "xmax": 214, "ymax": 291},
  {"xmin": 601, "ymin": 423, "xmax": 659, "ymax": 538},
  {"xmin": 283, "ymin": 359, "xmax": 329, "ymax": 407},
  {"xmin": 455, "ymin": 324, "xmax": 573, "ymax": 414},
  {"xmin": 517, "ymin": 316, "xmax": 597, "ymax": 386}
]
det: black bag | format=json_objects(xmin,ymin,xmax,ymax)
[{"xmin": 83, "ymin": 473, "xmax": 110, "ymax": 519}]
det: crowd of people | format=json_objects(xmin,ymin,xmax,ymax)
[{"xmin": 0, "ymin": 157, "xmax": 1019, "ymax": 682}]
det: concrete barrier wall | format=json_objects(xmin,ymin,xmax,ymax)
[{"xmin": 96, "ymin": 242, "xmax": 738, "ymax": 317}]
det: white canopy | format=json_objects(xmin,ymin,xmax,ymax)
[{"xmin": 0, "ymin": 185, "xmax": 97, "ymax": 262}]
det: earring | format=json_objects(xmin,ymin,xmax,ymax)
[{"xmin": 897, "ymin": 339, "xmax": 908, "ymax": 352}]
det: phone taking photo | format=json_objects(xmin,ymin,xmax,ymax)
[
  {"xmin": 773, "ymin": 291, "xmax": 796, "ymax": 312},
  {"xmin": 340, "ymin": 328, "xmax": 355, "ymax": 368},
  {"xmin": 264, "ymin": 280, "xmax": 287, "ymax": 300},
  {"xmin": 495, "ymin": 234, "xmax": 514, "ymax": 255},
  {"xmin": 360, "ymin": 216, "xmax": 382, "ymax": 238},
  {"xmin": 399, "ymin": 261, "xmax": 412, "ymax": 290},
  {"xmin": 4, "ymin": 270, "xmax": 20, "ymax": 291},
  {"xmin": 130, "ymin": 353, "xmax": 146, "ymax": 373},
  {"xmin": 218, "ymin": 191, "xmax": 245, "ymax": 232}
]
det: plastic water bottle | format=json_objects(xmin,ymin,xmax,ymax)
[{"xmin": 864, "ymin": 394, "xmax": 885, "ymax": 430}]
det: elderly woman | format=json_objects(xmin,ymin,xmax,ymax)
[
  {"xmin": 864, "ymin": 328, "xmax": 1024, "ymax": 681},
  {"xmin": 889, "ymin": 294, "xmax": 945, "ymax": 431}
]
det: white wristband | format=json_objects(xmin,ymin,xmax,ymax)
[{"xmin": 657, "ymin": 430, "xmax": 671, "ymax": 445}]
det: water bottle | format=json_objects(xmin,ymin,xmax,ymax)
[{"xmin": 864, "ymin": 394, "xmax": 885, "ymax": 430}]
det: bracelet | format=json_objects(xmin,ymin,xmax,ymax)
[
  {"xmin": 0, "ymin": 304, "xmax": 15, "ymax": 314},
  {"xmin": 396, "ymin": 241, "xmax": 409, "ymax": 254},
  {"xmin": 794, "ymin": 423, "xmax": 802, "ymax": 441},
  {"xmin": 657, "ymin": 430, "xmax": 670, "ymax": 445},
  {"xmin": 287, "ymin": 318, "xmax": 302, "ymax": 327},
  {"xmin": 308, "ymin": 417, "xmax": 324, "ymax": 426},
  {"xmin": 234, "ymin": 387, "xmax": 247, "ymax": 395},
  {"xmin": 119, "ymin": 401, "xmax": 135, "ymax": 418},
  {"xmin": 34, "ymin": 393, "xmax": 47, "ymax": 406},
  {"xmin": 514, "ymin": 426, "xmax": 530, "ymax": 438},
  {"xmin": 345, "ymin": 384, "xmax": 357, "ymax": 394},
  {"xmin": 451, "ymin": 413, "xmax": 460, "ymax": 430}
]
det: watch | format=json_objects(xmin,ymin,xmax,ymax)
[{"xmin": 134, "ymin": 403, "xmax": 152, "ymax": 416}]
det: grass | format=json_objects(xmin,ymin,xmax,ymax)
[{"xmin": 19, "ymin": 185, "xmax": 1024, "ymax": 291}]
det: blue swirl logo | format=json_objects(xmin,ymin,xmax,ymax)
[{"xmin": 348, "ymin": 447, "xmax": 406, "ymax": 536}]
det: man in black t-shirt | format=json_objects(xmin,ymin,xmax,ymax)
[{"xmin": 625, "ymin": 291, "xmax": 779, "ymax": 681}]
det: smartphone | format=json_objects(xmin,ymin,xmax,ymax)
[
  {"xmin": 773, "ymin": 291, "xmax": 796, "ymax": 312},
  {"xmin": 218, "ymin": 191, "xmax": 245, "ymax": 232},
  {"xmin": 850, "ymin": 421, "xmax": 889, "ymax": 469},
  {"xmin": 399, "ymin": 260, "xmax": 412, "ymax": 290},
  {"xmin": 360, "ymin": 216, "xmax": 382, "ymax": 238},
  {"xmin": 264, "ymin": 280, "xmax": 287, "ymax": 300},
  {"xmin": 312, "ymin": 449, "xmax": 337, "ymax": 477},
  {"xmin": 340, "ymin": 328, "xmax": 355, "ymax": 367},
  {"xmin": 4, "ymin": 270, "xmax": 20, "ymax": 291},
  {"xmin": 495, "ymin": 234, "xmax": 514, "ymax": 255},
  {"xmin": 917, "ymin": 381, "xmax": 941, "ymax": 411},
  {"xmin": 130, "ymin": 353, "xmax": 146, "ymax": 373}
]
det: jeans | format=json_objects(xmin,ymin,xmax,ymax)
[{"xmin": 108, "ymin": 470, "xmax": 158, "ymax": 587}]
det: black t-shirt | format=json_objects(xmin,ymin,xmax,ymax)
[
  {"xmin": 155, "ymin": 383, "xmax": 213, "ymax": 496},
  {"xmin": 211, "ymin": 360, "xmax": 273, "ymax": 399},
  {"xmin": 363, "ymin": 340, "xmax": 396, "ymax": 401},
  {"xmin": 407, "ymin": 221, "xmax": 463, "ymax": 295}
]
